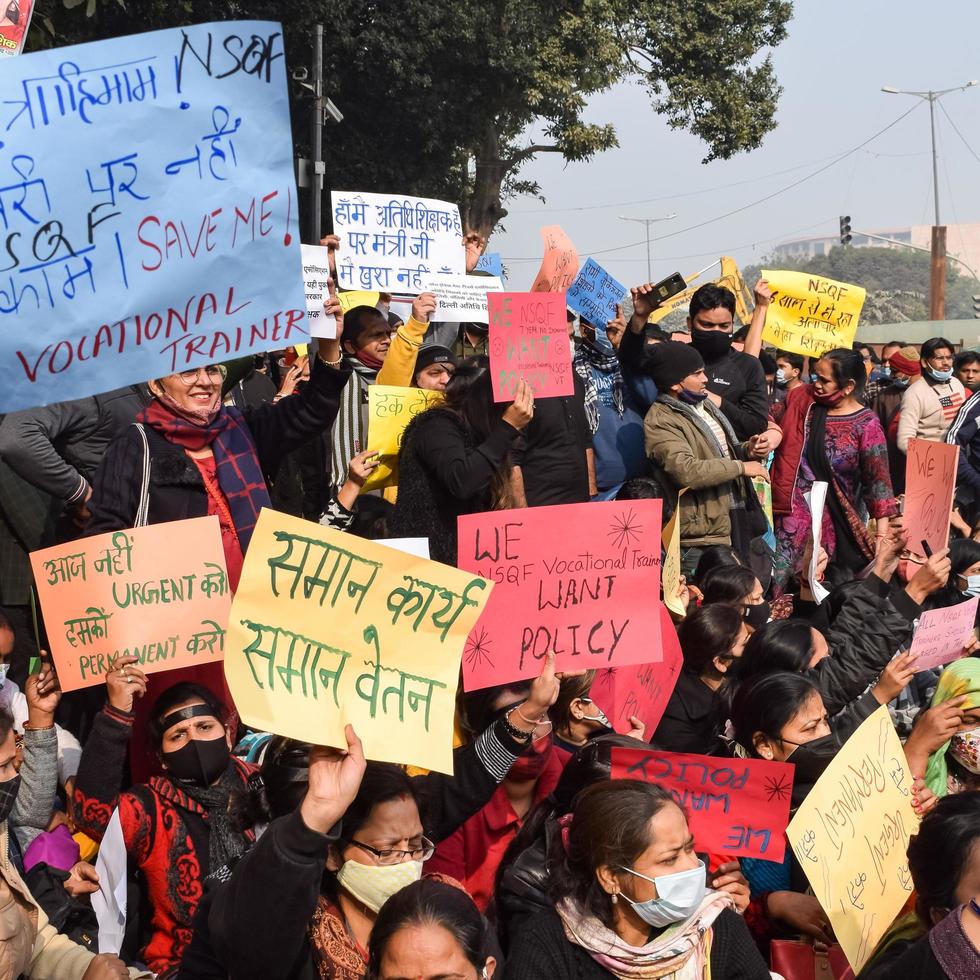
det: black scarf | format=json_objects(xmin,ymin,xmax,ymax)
[{"xmin": 174, "ymin": 764, "xmax": 248, "ymax": 872}]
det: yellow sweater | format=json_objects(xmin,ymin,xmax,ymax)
[{"xmin": 377, "ymin": 315, "xmax": 429, "ymax": 388}]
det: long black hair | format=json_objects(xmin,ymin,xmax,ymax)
[
  {"xmin": 735, "ymin": 619, "xmax": 814, "ymax": 679},
  {"xmin": 367, "ymin": 879, "xmax": 492, "ymax": 979},
  {"xmin": 729, "ymin": 671, "xmax": 820, "ymax": 757},
  {"xmin": 907, "ymin": 792, "xmax": 980, "ymax": 923}
]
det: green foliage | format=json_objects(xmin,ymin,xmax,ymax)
[
  {"xmin": 30, "ymin": 0, "xmax": 791, "ymax": 237},
  {"xmin": 744, "ymin": 246, "xmax": 977, "ymax": 323}
]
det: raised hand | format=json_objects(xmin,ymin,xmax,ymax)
[{"xmin": 300, "ymin": 725, "xmax": 367, "ymax": 834}]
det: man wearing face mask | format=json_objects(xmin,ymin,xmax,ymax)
[
  {"xmin": 683, "ymin": 284, "xmax": 769, "ymax": 440},
  {"xmin": 0, "ymin": 705, "xmax": 147, "ymax": 980},
  {"xmin": 642, "ymin": 341, "xmax": 771, "ymax": 577},
  {"xmin": 72, "ymin": 663, "xmax": 254, "ymax": 978},
  {"xmin": 897, "ymin": 336, "xmax": 966, "ymax": 453},
  {"xmin": 870, "ymin": 346, "xmax": 921, "ymax": 495}
]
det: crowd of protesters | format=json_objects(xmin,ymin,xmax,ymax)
[{"xmin": 0, "ymin": 228, "xmax": 979, "ymax": 980}]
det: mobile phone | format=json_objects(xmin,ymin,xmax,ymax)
[{"xmin": 652, "ymin": 272, "xmax": 687, "ymax": 304}]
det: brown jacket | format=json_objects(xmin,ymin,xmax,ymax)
[{"xmin": 644, "ymin": 395, "xmax": 748, "ymax": 548}]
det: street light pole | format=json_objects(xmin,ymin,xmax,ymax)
[
  {"xmin": 881, "ymin": 80, "xmax": 977, "ymax": 320},
  {"xmin": 619, "ymin": 212, "xmax": 677, "ymax": 282}
]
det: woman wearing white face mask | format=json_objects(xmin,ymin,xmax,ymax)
[{"xmin": 504, "ymin": 780, "xmax": 770, "ymax": 979}]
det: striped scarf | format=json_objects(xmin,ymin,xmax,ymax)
[
  {"xmin": 573, "ymin": 342, "xmax": 625, "ymax": 433},
  {"xmin": 329, "ymin": 357, "xmax": 376, "ymax": 492},
  {"xmin": 138, "ymin": 400, "xmax": 271, "ymax": 551}
]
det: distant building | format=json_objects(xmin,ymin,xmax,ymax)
[{"xmin": 773, "ymin": 222, "xmax": 980, "ymax": 277}]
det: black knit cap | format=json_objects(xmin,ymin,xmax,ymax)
[
  {"xmin": 414, "ymin": 345, "xmax": 457, "ymax": 375},
  {"xmin": 645, "ymin": 340, "xmax": 705, "ymax": 391}
]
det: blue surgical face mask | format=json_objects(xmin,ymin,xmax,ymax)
[
  {"xmin": 959, "ymin": 574, "xmax": 980, "ymax": 598},
  {"xmin": 928, "ymin": 367, "xmax": 954, "ymax": 382},
  {"xmin": 619, "ymin": 860, "xmax": 706, "ymax": 927},
  {"xmin": 893, "ymin": 377, "xmax": 909, "ymax": 389},
  {"xmin": 774, "ymin": 368, "xmax": 786, "ymax": 385},
  {"xmin": 678, "ymin": 388, "xmax": 709, "ymax": 405},
  {"xmin": 880, "ymin": 365, "xmax": 892, "ymax": 379}
]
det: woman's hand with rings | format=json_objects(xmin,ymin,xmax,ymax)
[{"xmin": 106, "ymin": 654, "xmax": 148, "ymax": 713}]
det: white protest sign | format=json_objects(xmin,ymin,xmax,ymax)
[
  {"xmin": 421, "ymin": 273, "xmax": 503, "ymax": 323},
  {"xmin": 332, "ymin": 191, "xmax": 465, "ymax": 293},
  {"xmin": 300, "ymin": 245, "xmax": 337, "ymax": 339},
  {"xmin": 805, "ymin": 482, "xmax": 830, "ymax": 604},
  {"xmin": 909, "ymin": 597, "xmax": 978, "ymax": 671}
]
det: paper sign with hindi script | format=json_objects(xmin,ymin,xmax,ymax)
[
  {"xmin": 0, "ymin": 22, "xmax": 308, "ymax": 413},
  {"xmin": 332, "ymin": 191, "xmax": 465, "ymax": 293},
  {"xmin": 908, "ymin": 597, "xmax": 978, "ymax": 671},
  {"xmin": 30, "ymin": 518, "xmax": 230, "ymax": 692},
  {"xmin": 787, "ymin": 706, "xmax": 918, "ymax": 974},
  {"xmin": 457, "ymin": 500, "xmax": 663, "ymax": 690},
  {"xmin": 361, "ymin": 385, "xmax": 444, "ymax": 493},
  {"xmin": 420, "ymin": 273, "xmax": 502, "ymax": 324},
  {"xmin": 760, "ymin": 270, "xmax": 865, "ymax": 357},
  {"xmin": 590, "ymin": 607, "xmax": 682, "ymax": 738},
  {"xmin": 530, "ymin": 225, "xmax": 579, "ymax": 293},
  {"xmin": 613, "ymin": 748, "xmax": 794, "ymax": 862},
  {"xmin": 488, "ymin": 292, "xmax": 575, "ymax": 401},
  {"xmin": 300, "ymin": 245, "xmax": 337, "ymax": 339},
  {"xmin": 565, "ymin": 257, "xmax": 626, "ymax": 347},
  {"xmin": 904, "ymin": 438, "xmax": 958, "ymax": 557},
  {"xmin": 225, "ymin": 511, "xmax": 491, "ymax": 773}
]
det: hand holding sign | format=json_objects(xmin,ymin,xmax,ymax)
[
  {"xmin": 502, "ymin": 379, "xmax": 535, "ymax": 431},
  {"xmin": 300, "ymin": 728, "xmax": 368, "ymax": 835}
]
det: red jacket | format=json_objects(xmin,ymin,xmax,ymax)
[
  {"xmin": 73, "ymin": 706, "xmax": 255, "ymax": 977},
  {"xmin": 770, "ymin": 384, "xmax": 817, "ymax": 515}
]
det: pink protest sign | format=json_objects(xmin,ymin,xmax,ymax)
[
  {"xmin": 904, "ymin": 439, "xmax": 958, "ymax": 556},
  {"xmin": 530, "ymin": 225, "xmax": 579, "ymax": 293},
  {"xmin": 590, "ymin": 606, "xmax": 682, "ymax": 737},
  {"xmin": 488, "ymin": 292, "xmax": 574, "ymax": 401},
  {"xmin": 457, "ymin": 500, "xmax": 663, "ymax": 690},
  {"xmin": 612, "ymin": 748, "xmax": 795, "ymax": 862},
  {"xmin": 908, "ymin": 597, "xmax": 978, "ymax": 671}
]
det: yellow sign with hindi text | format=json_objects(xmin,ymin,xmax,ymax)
[
  {"xmin": 361, "ymin": 385, "xmax": 444, "ymax": 493},
  {"xmin": 224, "ymin": 511, "xmax": 492, "ymax": 773},
  {"xmin": 786, "ymin": 706, "xmax": 918, "ymax": 974},
  {"xmin": 761, "ymin": 269, "xmax": 865, "ymax": 357},
  {"xmin": 661, "ymin": 488, "xmax": 688, "ymax": 618}
]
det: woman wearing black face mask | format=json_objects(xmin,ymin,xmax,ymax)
[{"xmin": 72, "ymin": 664, "xmax": 254, "ymax": 978}]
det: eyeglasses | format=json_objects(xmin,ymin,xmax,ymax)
[
  {"xmin": 176, "ymin": 365, "xmax": 224, "ymax": 385},
  {"xmin": 348, "ymin": 836, "xmax": 435, "ymax": 865}
]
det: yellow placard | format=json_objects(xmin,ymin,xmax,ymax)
[
  {"xmin": 224, "ymin": 510, "xmax": 492, "ymax": 774},
  {"xmin": 661, "ymin": 488, "xmax": 688, "ymax": 618},
  {"xmin": 338, "ymin": 290, "xmax": 381, "ymax": 313},
  {"xmin": 293, "ymin": 343, "xmax": 308, "ymax": 357},
  {"xmin": 786, "ymin": 706, "xmax": 919, "ymax": 974},
  {"xmin": 761, "ymin": 269, "xmax": 865, "ymax": 357},
  {"xmin": 361, "ymin": 385, "xmax": 445, "ymax": 493}
]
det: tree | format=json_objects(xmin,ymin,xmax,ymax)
[
  {"xmin": 31, "ymin": 0, "xmax": 792, "ymax": 240},
  {"xmin": 744, "ymin": 246, "xmax": 977, "ymax": 323}
]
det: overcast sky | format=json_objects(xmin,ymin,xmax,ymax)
[{"xmin": 491, "ymin": 0, "xmax": 980, "ymax": 290}]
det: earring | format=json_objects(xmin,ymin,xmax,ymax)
[{"xmin": 611, "ymin": 893, "xmax": 619, "ymax": 905}]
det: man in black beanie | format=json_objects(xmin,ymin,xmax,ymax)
[
  {"xmin": 642, "ymin": 340, "xmax": 770, "ymax": 576},
  {"xmin": 411, "ymin": 345, "xmax": 457, "ymax": 391}
]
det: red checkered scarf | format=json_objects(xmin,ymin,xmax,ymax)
[{"xmin": 138, "ymin": 400, "xmax": 271, "ymax": 550}]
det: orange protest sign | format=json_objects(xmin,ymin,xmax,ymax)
[
  {"xmin": 30, "ymin": 517, "xmax": 231, "ymax": 692},
  {"xmin": 530, "ymin": 225, "xmax": 579, "ymax": 292}
]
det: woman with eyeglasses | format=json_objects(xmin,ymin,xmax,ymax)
[
  {"xmin": 423, "ymin": 680, "xmax": 568, "ymax": 912},
  {"xmin": 87, "ymin": 297, "xmax": 350, "ymax": 593},
  {"xmin": 201, "ymin": 657, "xmax": 570, "ymax": 980}
]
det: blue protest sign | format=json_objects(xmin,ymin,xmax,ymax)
[
  {"xmin": 566, "ymin": 257, "xmax": 626, "ymax": 351},
  {"xmin": 475, "ymin": 251, "xmax": 503, "ymax": 278},
  {"xmin": 0, "ymin": 21, "xmax": 306, "ymax": 411}
]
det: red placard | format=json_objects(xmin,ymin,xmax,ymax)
[
  {"xmin": 904, "ymin": 438, "xmax": 958, "ymax": 557},
  {"xmin": 457, "ymin": 500, "xmax": 663, "ymax": 690},
  {"xmin": 590, "ymin": 606, "xmax": 682, "ymax": 737},
  {"xmin": 530, "ymin": 225, "xmax": 579, "ymax": 293},
  {"xmin": 488, "ymin": 291, "xmax": 575, "ymax": 402},
  {"xmin": 612, "ymin": 747, "xmax": 795, "ymax": 862}
]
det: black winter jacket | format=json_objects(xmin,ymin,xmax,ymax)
[
  {"xmin": 86, "ymin": 361, "xmax": 351, "ymax": 534},
  {"xmin": 390, "ymin": 407, "xmax": 520, "ymax": 566},
  {"xmin": 207, "ymin": 719, "xmax": 528, "ymax": 980}
]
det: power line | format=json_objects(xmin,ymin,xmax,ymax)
[
  {"xmin": 501, "ymin": 104, "xmax": 922, "ymax": 260},
  {"xmin": 938, "ymin": 101, "xmax": 980, "ymax": 168}
]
